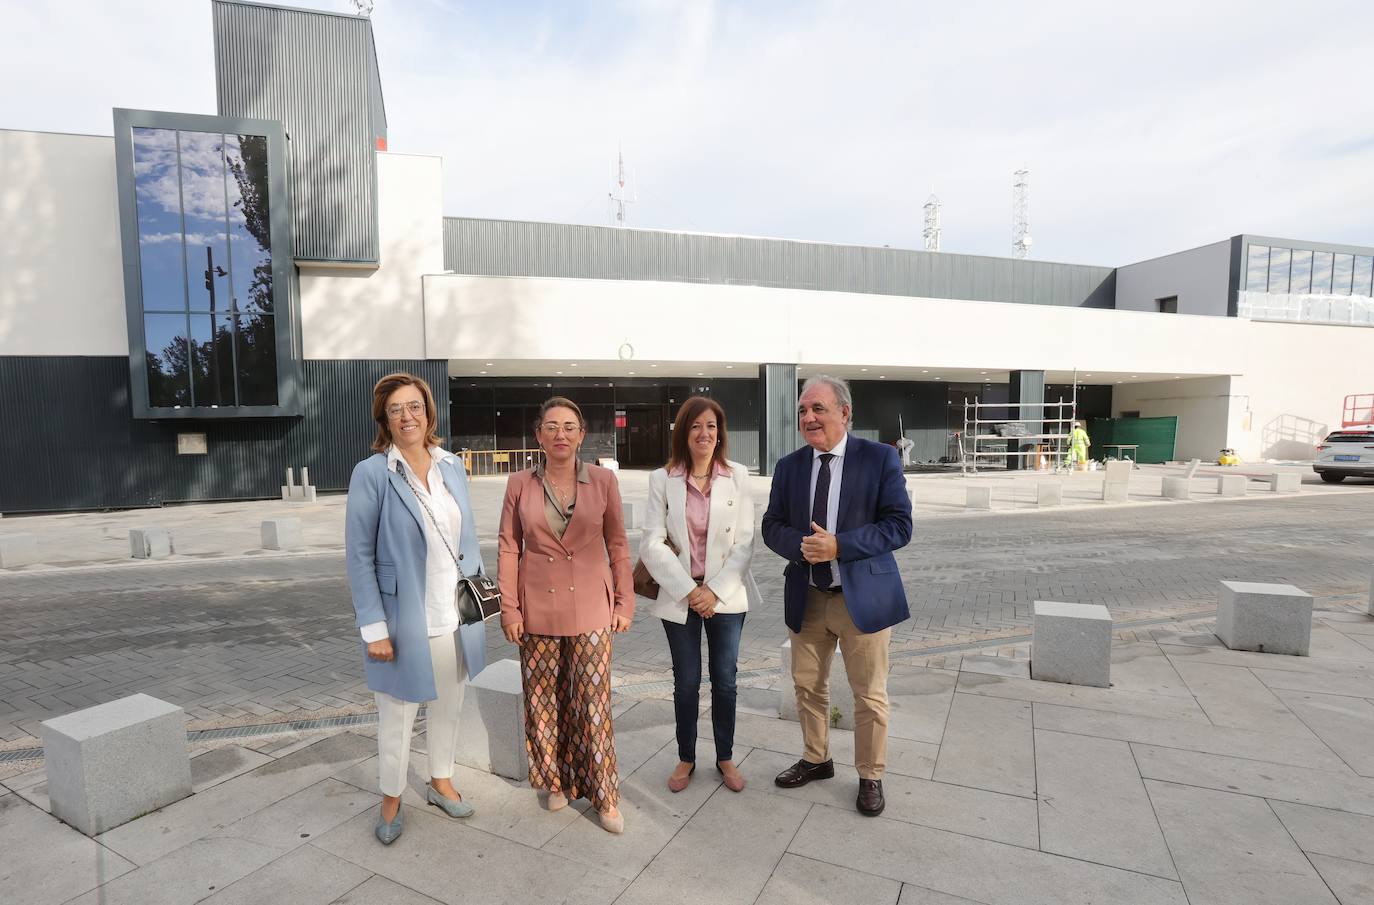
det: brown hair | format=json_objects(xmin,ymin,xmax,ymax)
[
  {"xmin": 667, "ymin": 396, "xmax": 728, "ymax": 474},
  {"xmin": 371, "ymin": 372, "xmax": 444, "ymax": 453},
  {"xmin": 533, "ymin": 396, "xmax": 586, "ymax": 433}
]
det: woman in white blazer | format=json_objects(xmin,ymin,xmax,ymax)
[{"xmin": 641, "ymin": 396, "xmax": 758, "ymax": 794}]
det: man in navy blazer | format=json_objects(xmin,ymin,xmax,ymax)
[{"xmin": 762, "ymin": 375, "xmax": 912, "ymax": 816}]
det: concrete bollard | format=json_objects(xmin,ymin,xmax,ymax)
[
  {"xmin": 40, "ymin": 694, "xmax": 191, "ymax": 836},
  {"xmin": 0, "ymin": 533, "xmax": 38, "ymax": 569},
  {"xmin": 1368, "ymin": 566, "xmax": 1373, "ymax": 617},
  {"xmin": 622, "ymin": 500, "xmax": 642, "ymax": 530},
  {"xmin": 1217, "ymin": 475, "xmax": 1247, "ymax": 497},
  {"xmin": 966, "ymin": 486, "xmax": 993, "ymax": 510},
  {"xmin": 1162, "ymin": 476, "xmax": 1191, "ymax": 500},
  {"xmin": 1031, "ymin": 601, "xmax": 1113, "ymax": 687},
  {"xmin": 780, "ymin": 639, "xmax": 853, "ymax": 730},
  {"xmin": 453, "ymin": 659, "xmax": 527, "ymax": 780},
  {"xmin": 1037, "ymin": 482, "xmax": 1062, "ymax": 507},
  {"xmin": 129, "ymin": 528, "xmax": 173, "ymax": 559},
  {"xmin": 1216, "ymin": 580, "xmax": 1312, "ymax": 656},
  {"xmin": 1101, "ymin": 459, "xmax": 1131, "ymax": 502},
  {"xmin": 1266, "ymin": 473, "xmax": 1301, "ymax": 493},
  {"xmin": 260, "ymin": 518, "xmax": 304, "ymax": 551}
]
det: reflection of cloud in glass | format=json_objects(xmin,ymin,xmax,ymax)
[{"xmin": 1246, "ymin": 245, "xmax": 1269, "ymax": 291}]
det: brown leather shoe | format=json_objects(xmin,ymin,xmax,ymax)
[
  {"xmin": 857, "ymin": 779, "xmax": 885, "ymax": 816},
  {"xmin": 774, "ymin": 758, "xmax": 835, "ymax": 788}
]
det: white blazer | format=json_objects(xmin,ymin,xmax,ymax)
[{"xmin": 641, "ymin": 459, "xmax": 759, "ymax": 623}]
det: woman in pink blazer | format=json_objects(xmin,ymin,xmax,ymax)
[{"xmin": 497, "ymin": 397, "xmax": 635, "ymax": 834}]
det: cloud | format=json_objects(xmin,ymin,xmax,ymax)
[{"xmin": 5, "ymin": 0, "xmax": 1374, "ymax": 266}]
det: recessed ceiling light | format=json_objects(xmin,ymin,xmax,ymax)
[
  {"xmin": 725, "ymin": 365, "xmax": 734, "ymax": 369},
  {"xmin": 921, "ymin": 369, "xmax": 929, "ymax": 373},
  {"xmin": 697, "ymin": 372, "xmax": 704, "ymax": 376},
  {"xmin": 480, "ymin": 370, "xmax": 487, "ymax": 374},
  {"xmin": 934, "ymin": 377, "xmax": 943, "ymax": 381},
  {"xmin": 1117, "ymin": 380, "xmax": 1124, "ymax": 384},
  {"xmin": 556, "ymin": 371, "xmax": 563, "ymax": 375},
  {"xmin": 980, "ymin": 371, "xmax": 987, "ymax": 375},
  {"xmin": 879, "ymin": 375, "xmax": 886, "ymax": 379},
  {"xmin": 650, "ymin": 364, "xmax": 658, "ymax": 368},
  {"xmin": 469, "ymin": 383, "xmax": 476, "ymax": 387},
  {"xmin": 1173, "ymin": 376, "xmax": 1182, "ymax": 379},
  {"xmin": 485, "ymin": 362, "xmax": 493, "ymax": 366},
  {"xmin": 1130, "ymin": 375, "xmax": 1137, "ymax": 378},
  {"xmin": 570, "ymin": 363, "xmax": 578, "ymax": 367},
  {"xmin": 861, "ymin": 368, "xmax": 868, "ymax": 372},
  {"xmin": 628, "ymin": 371, "xmax": 635, "ymax": 375}
]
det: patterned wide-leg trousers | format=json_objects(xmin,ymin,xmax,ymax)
[{"xmin": 520, "ymin": 629, "xmax": 620, "ymax": 811}]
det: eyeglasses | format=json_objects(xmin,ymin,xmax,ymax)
[
  {"xmin": 386, "ymin": 400, "xmax": 425, "ymax": 419},
  {"xmin": 539, "ymin": 421, "xmax": 582, "ymax": 436}
]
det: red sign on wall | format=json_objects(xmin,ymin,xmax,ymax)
[{"xmin": 615, "ymin": 415, "xmax": 627, "ymax": 429}]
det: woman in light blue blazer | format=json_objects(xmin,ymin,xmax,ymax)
[{"xmin": 346, "ymin": 372, "xmax": 488, "ymax": 846}]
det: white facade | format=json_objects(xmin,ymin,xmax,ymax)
[
  {"xmin": 0, "ymin": 130, "xmax": 128, "ymax": 356},
  {"xmin": 299, "ymin": 152, "xmax": 445, "ymax": 360}
]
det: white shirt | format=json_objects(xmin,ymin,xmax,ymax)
[
  {"xmin": 808, "ymin": 432, "xmax": 847, "ymax": 588},
  {"xmin": 360, "ymin": 446, "xmax": 463, "ymax": 642}
]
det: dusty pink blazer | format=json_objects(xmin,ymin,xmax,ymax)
[{"xmin": 497, "ymin": 464, "xmax": 636, "ymax": 636}]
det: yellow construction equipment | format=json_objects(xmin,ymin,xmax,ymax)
[{"xmin": 1217, "ymin": 448, "xmax": 1240, "ymax": 466}]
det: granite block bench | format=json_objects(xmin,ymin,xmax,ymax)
[
  {"xmin": 1031, "ymin": 601, "xmax": 1112, "ymax": 687},
  {"xmin": 1216, "ymin": 580, "xmax": 1312, "ymax": 656},
  {"xmin": 39, "ymin": 693, "xmax": 191, "ymax": 836},
  {"xmin": 261, "ymin": 517, "xmax": 304, "ymax": 551},
  {"xmin": 129, "ymin": 528, "xmax": 173, "ymax": 559},
  {"xmin": 453, "ymin": 659, "xmax": 527, "ymax": 781}
]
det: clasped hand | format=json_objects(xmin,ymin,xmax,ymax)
[
  {"xmin": 800, "ymin": 521, "xmax": 838, "ymax": 565},
  {"xmin": 686, "ymin": 584, "xmax": 719, "ymax": 618}
]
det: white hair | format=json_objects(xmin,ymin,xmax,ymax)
[{"xmin": 800, "ymin": 374, "xmax": 853, "ymax": 422}]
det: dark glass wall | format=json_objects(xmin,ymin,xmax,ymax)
[{"xmin": 0, "ymin": 357, "xmax": 449, "ymax": 514}]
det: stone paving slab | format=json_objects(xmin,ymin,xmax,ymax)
[
  {"xmin": 0, "ymin": 791, "xmax": 137, "ymax": 905},
  {"xmin": 1307, "ymin": 853, "xmax": 1374, "ymax": 905},
  {"xmin": 3, "ymin": 490, "xmax": 1371, "ymax": 748},
  {"xmin": 1034, "ymin": 729, "xmax": 1176, "ymax": 879},
  {"xmin": 932, "ymin": 693, "xmax": 1035, "ymax": 798},
  {"xmin": 1145, "ymin": 778, "xmax": 1339, "ymax": 905}
]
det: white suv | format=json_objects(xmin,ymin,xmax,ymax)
[{"xmin": 1313, "ymin": 430, "xmax": 1374, "ymax": 483}]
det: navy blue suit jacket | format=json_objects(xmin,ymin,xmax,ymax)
[{"xmin": 762, "ymin": 435, "xmax": 912, "ymax": 634}]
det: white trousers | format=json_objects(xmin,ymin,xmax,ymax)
[{"xmin": 375, "ymin": 631, "xmax": 467, "ymax": 797}]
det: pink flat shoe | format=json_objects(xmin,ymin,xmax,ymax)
[
  {"xmin": 546, "ymin": 791, "xmax": 568, "ymax": 811},
  {"xmin": 667, "ymin": 763, "xmax": 695, "ymax": 793},
  {"xmin": 716, "ymin": 762, "xmax": 746, "ymax": 792}
]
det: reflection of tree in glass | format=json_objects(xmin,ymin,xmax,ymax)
[
  {"xmin": 147, "ymin": 341, "xmax": 191, "ymax": 407},
  {"xmin": 228, "ymin": 135, "xmax": 274, "ymax": 314}
]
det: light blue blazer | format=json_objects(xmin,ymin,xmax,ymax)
[{"xmin": 345, "ymin": 452, "xmax": 488, "ymax": 702}]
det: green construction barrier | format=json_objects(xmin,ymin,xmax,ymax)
[{"xmin": 1086, "ymin": 416, "xmax": 1178, "ymax": 464}]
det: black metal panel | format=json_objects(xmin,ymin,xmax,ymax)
[
  {"xmin": 444, "ymin": 217, "xmax": 1118, "ymax": 309},
  {"xmin": 0, "ymin": 356, "xmax": 449, "ymax": 514},
  {"xmin": 213, "ymin": 0, "xmax": 382, "ymax": 264}
]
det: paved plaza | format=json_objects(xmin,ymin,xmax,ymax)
[{"xmin": 1, "ymin": 468, "xmax": 1373, "ymax": 903}]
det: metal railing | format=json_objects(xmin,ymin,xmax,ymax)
[{"xmin": 459, "ymin": 448, "xmax": 541, "ymax": 476}]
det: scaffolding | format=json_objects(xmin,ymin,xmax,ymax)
[{"xmin": 960, "ymin": 389, "xmax": 1079, "ymax": 474}]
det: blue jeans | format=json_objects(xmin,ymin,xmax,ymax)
[{"xmin": 662, "ymin": 610, "xmax": 746, "ymax": 764}]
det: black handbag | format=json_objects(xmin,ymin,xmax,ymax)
[
  {"xmin": 456, "ymin": 573, "xmax": 502, "ymax": 626},
  {"xmin": 399, "ymin": 462, "xmax": 503, "ymax": 626}
]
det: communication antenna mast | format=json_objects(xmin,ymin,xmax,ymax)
[
  {"xmin": 922, "ymin": 194, "xmax": 942, "ymax": 252},
  {"xmin": 351, "ymin": 0, "xmax": 375, "ymax": 15},
  {"xmin": 1012, "ymin": 168, "xmax": 1032, "ymax": 259},
  {"xmin": 608, "ymin": 147, "xmax": 636, "ymax": 227}
]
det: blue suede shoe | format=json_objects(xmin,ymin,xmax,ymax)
[
  {"xmin": 427, "ymin": 785, "xmax": 475, "ymax": 818},
  {"xmin": 374, "ymin": 806, "xmax": 403, "ymax": 845}
]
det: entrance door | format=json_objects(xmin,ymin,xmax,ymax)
[{"xmin": 617, "ymin": 406, "xmax": 668, "ymax": 467}]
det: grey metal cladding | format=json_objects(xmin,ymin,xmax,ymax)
[
  {"xmin": 213, "ymin": 0, "xmax": 382, "ymax": 264},
  {"xmin": 443, "ymin": 218, "xmax": 1116, "ymax": 308}
]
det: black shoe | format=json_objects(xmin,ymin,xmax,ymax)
[
  {"xmin": 857, "ymin": 779, "xmax": 885, "ymax": 816},
  {"xmin": 774, "ymin": 758, "xmax": 835, "ymax": 788}
]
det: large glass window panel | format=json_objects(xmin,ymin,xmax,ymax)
[
  {"xmin": 235, "ymin": 313, "xmax": 278, "ymax": 405},
  {"xmin": 132, "ymin": 128, "xmax": 187, "ymax": 312},
  {"xmin": 1354, "ymin": 256, "xmax": 1373, "ymax": 296},
  {"xmin": 1289, "ymin": 249, "xmax": 1313, "ymax": 295},
  {"xmin": 224, "ymin": 134, "xmax": 274, "ymax": 314},
  {"xmin": 178, "ymin": 131, "xmax": 232, "ymax": 313},
  {"xmin": 1333, "ymin": 253, "xmax": 1355, "ymax": 295},
  {"xmin": 1311, "ymin": 251, "xmax": 1334, "ymax": 294},
  {"xmin": 189, "ymin": 314, "xmax": 237, "ymax": 407},
  {"xmin": 144, "ymin": 314, "xmax": 191, "ymax": 407},
  {"xmin": 1246, "ymin": 245, "xmax": 1269, "ymax": 291},
  {"xmin": 1266, "ymin": 246, "xmax": 1291, "ymax": 294}
]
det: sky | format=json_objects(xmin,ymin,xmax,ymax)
[{"xmin": 4, "ymin": 0, "xmax": 1374, "ymax": 265}]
